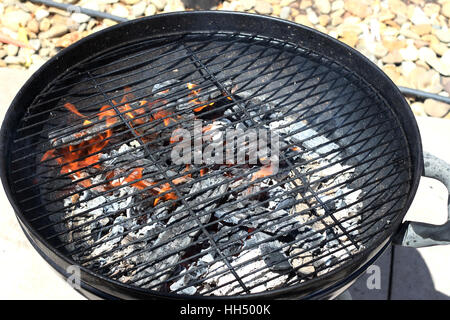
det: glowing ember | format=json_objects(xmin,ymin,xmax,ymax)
[
  {"xmin": 251, "ymin": 163, "xmax": 275, "ymax": 181},
  {"xmin": 64, "ymin": 102, "xmax": 86, "ymax": 118},
  {"xmin": 153, "ymin": 183, "xmax": 177, "ymax": 206},
  {"xmin": 186, "ymin": 83, "xmax": 215, "ymax": 113}
]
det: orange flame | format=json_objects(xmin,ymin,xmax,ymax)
[
  {"xmin": 64, "ymin": 102, "xmax": 86, "ymax": 118},
  {"xmin": 153, "ymin": 182, "xmax": 177, "ymax": 206},
  {"xmin": 251, "ymin": 164, "xmax": 274, "ymax": 181},
  {"xmin": 186, "ymin": 83, "xmax": 215, "ymax": 112}
]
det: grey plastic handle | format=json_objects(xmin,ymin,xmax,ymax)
[{"xmin": 393, "ymin": 151, "xmax": 450, "ymax": 248}]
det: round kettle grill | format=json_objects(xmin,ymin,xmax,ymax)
[{"xmin": 1, "ymin": 12, "xmax": 449, "ymax": 299}]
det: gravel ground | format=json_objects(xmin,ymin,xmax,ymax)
[{"xmin": 0, "ymin": 0, "xmax": 449, "ymax": 117}]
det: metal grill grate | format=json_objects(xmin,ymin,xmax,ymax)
[{"xmin": 8, "ymin": 32, "xmax": 412, "ymax": 296}]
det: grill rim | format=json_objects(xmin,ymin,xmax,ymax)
[{"xmin": 0, "ymin": 11, "xmax": 423, "ymax": 299}]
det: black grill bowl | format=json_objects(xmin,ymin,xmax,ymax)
[{"xmin": 0, "ymin": 11, "xmax": 423, "ymax": 299}]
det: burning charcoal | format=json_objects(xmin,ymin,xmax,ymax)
[
  {"xmin": 275, "ymin": 197, "xmax": 295, "ymax": 211},
  {"xmin": 105, "ymin": 197, "xmax": 119, "ymax": 214},
  {"xmin": 90, "ymin": 225, "xmax": 124, "ymax": 257},
  {"xmin": 130, "ymin": 202, "xmax": 211, "ymax": 289},
  {"xmin": 199, "ymin": 252, "xmax": 215, "ymax": 264},
  {"xmin": 325, "ymin": 229, "xmax": 340, "ymax": 249},
  {"xmin": 295, "ymin": 226, "xmax": 326, "ymax": 251},
  {"xmin": 86, "ymin": 195, "xmax": 106, "ymax": 215},
  {"xmin": 287, "ymin": 120, "xmax": 339, "ymax": 155},
  {"xmin": 204, "ymin": 248, "xmax": 289, "ymax": 295},
  {"xmin": 114, "ymin": 215, "xmax": 136, "ymax": 230},
  {"xmin": 259, "ymin": 240, "xmax": 292, "ymax": 272},
  {"xmin": 49, "ymin": 120, "xmax": 113, "ymax": 148},
  {"xmin": 214, "ymin": 204, "xmax": 251, "ymax": 225},
  {"xmin": 152, "ymin": 79, "xmax": 179, "ymax": 94},
  {"xmin": 214, "ymin": 228, "xmax": 246, "ymax": 257},
  {"xmin": 289, "ymin": 248, "xmax": 315, "ymax": 276},
  {"xmin": 135, "ymin": 224, "xmax": 159, "ymax": 239}
]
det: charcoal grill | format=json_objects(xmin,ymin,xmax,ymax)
[{"xmin": 1, "ymin": 12, "xmax": 449, "ymax": 300}]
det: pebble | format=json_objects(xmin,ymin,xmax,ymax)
[
  {"xmin": 1, "ymin": 9, "xmax": 31, "ymax": 31},
  {"xmin": 382, "ymin": 50, "xmax": 403, "ymax": 64},
  {"xmin": 435, "ymin": 28, "xmax": 450, "ymax": 43},
  {"xmin": 424, "ymin": 99, "xmax": 450, "ymax": 117},
  {"xmin": 419, "ymin": 46, "xmax": 450, "ymax": 76},
  {"xmin": 373, "ymin": 42, "xmax": 388, "ymax": 58},
  {"xmin": 318, "ymin": 15, "xmax": 330, "ymax": 26},
  {"xmin": 331, "ymin": 0, "xmax": 344, "ymax": 11},
  {"xmin": 442, "ymin": 77, "xmax": 450, "ymax": 94},
  {"xmin": 306, "ymin": 8, "xmax": 319, "ymax": 25},
  {"xmin": 300, "ymin": 0, "xmax": 312, "ymax": 10},
  {"xmin": 151, "ymin": 0, "xmax": 167, "ymax": 11},
  {"xmin": 26, "ymin": 19, "xmax": 39, "ymax": 34},
  {"xmin": 39, "ymin": 25, "xmax": 69, "ymax": 39},
  {"xmin": 4, "ymin": 55, "xmax": 25, "ymax": 65},
  {"xmin": 121, "ymin": 0, "xmax": 141, "ymax": 4},
  {"xmin": 111, "ymin": 4, "xmax": 130, "ymax": 18},
  {"xmin": 399, "ymin": 43, "xmax": 419, "ymax": 61},
  {"xmin": 431, "ymin": 41, "xmax": 448, "ymax": 57},
  {"xmin": 279, "ymin": 6, "xmax": 290, "ymax": 20},
  {"xmin": 71, "ymin": 12, "xmax": 91, "ymax": 24},
  {"xmin": 411, "ymin": 24, "xmax": 432, "ymax": 36},
  {"xmin": 316, "ymin": 0, "xmax": 331, "ymax": 14},
  {"xmin": 132, "ymin": 1, "xmax": 147, "ymax": 17},
  {"xmin": 145, "ymin": 4, "xmax": 157, "ymax": 16},
  {"xmin": 280, "ymin": 0, "xmax": 295, "ymax": 6},
  {"xmin": 39, "ymin": 18, "xmax": 51, "ymax": 32},
  {"xmin": 34, "ymin": 8, "xmax": 49, "ymax": 21},
  {"xmin": 39, "ymin": 47, "xmax": 51, "ymax": 58},
  {"xmin": 0, "ymin": 49, "xmax": 6, "ymax": 59},
  {"xmin": 55, "ymin": 31, "xmax": 82, "ymax": 48},
  {"xmin": 163, "ymin": 0, "xmax": 185, "ymax": 12},
  {"xmin": 29, "ymin": 39, "xmax": 41, "ymax": 51},
  {"xmin": 442, "ymin": 2, "xmax": 450, "ymax": 19},
  {"xmin": 5, "ymin": 44, "xmax": 19, "ymax": 56},
  {"xmin": 340, "ymin": 30, "xmax": 358, "ymax": 47},
  {"xmin": 410, "ymin": 7, "xmax": 430, "ymax": 25},
  {"xmin": 344, "ymin": 0, "xmax": 372, "ymax": 18},
  {"xmin": 254, "ymin": 0, "xmax": 273, "ymax": 14},
  {"xmin": 410, "ymin": 102, "xmax": 427, "ymax": 116},
  {"xmin": 295, "ymin": 15, "xmax": 313, "ymax": 27},
  {"xmin": 400, "ymin": 61, "xmax": 417, "ymax": 77},
  {"xmin": 423, "ymin": 3, "xmax": 440, "ymax": 17}
]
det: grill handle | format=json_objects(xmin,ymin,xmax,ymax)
[{"xmin": 393, "ymin": 152, "xmax": 450, "ymax": 247}]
